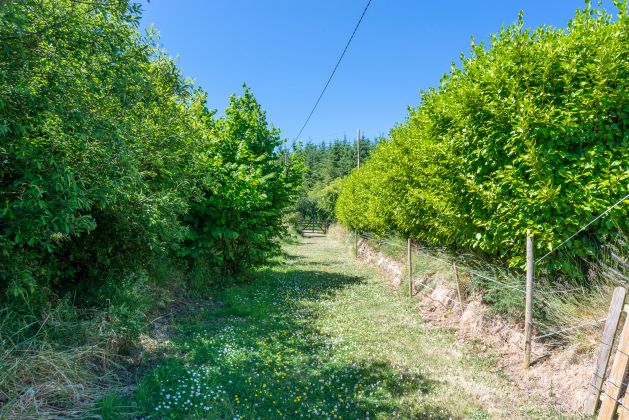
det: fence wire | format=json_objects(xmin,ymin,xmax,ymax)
[
  {"xmin": 349, "ymin": 226, "xmax": 629, "ymax": 416},
  {"xmin": 536, "ymin": 192, "xmax": 629, "ymax": 264},
  {"xmin": 342, "ymin": 191, "xmax": 628, "ymax": 418},
  {"xmin": 353, "ymin": 229, "xmax": 620, "ymax": 350}
]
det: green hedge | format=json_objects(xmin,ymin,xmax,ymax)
[
  {"xmin": 337, "ymin": 4, "xmax": 629, "ymax": 275},
  {"xmin": 0, "ymin": 0, "xmax": 301, "ymax": 303}
]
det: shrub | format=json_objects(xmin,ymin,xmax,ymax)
[
  {"xmin": 1, "ymin": 0, "xmax": 301, "ymax": 297},
  {"xmin": 336, "ymin": 3, "xmax": 629, "ymax": 276},
  {"xmin": 0, "ymin": 0, "xmax": 200, "ymax": 298},
  {"xmin": 181, "ymin": 87, "xmax": 302, "ymax": 276}
]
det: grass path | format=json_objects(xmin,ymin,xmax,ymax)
[{"xmin": 109, "ymin": 233, "xmax": 561, "ymax": 419}]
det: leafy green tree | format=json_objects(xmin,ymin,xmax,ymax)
[
  {"xmin": 182, "ymin": 87, "xmax": 302, "ymax": 275},
  {"xmin": 0, "ymin": 1, "xmax": 301, "ymax": 302},
  {"xmin": 0, "ymin": 0, "xmax": 198, "ymax": 296}
]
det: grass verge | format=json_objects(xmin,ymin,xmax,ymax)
[
  {"xmin": 102, "ymin": 233, "xmax": 560, "ymax": 418},
  {"xmin": 345, "ymin": 225, "xmax": 620, "ymax": 350},
  {"xmin": 0, "ymin": 260, "xmax": 187, "ymax": 419}
]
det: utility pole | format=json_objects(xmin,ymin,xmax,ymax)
[{"xmin": 355, "ymin": 128, "xmax": 360, "ymax": 258}]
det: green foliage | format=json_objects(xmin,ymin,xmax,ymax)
[
  {"xmin": 181, "ymin": 87, "xmax": 302, "ymax": 276},
  {"xmin": 337, "ymin": 3, "xmax": 629, "ymax": 276},
  {"xmin": 0, "ymin": 12, "xmax": 302, "ymax": 415},
  {"xmin": 295, "ymin": 137, "xmax": 379, "ymax": 223},
  {"xmin": 87, "ymin": 270, "xmax": 154, "ymax": 348},
  {"xmin": 0, "ymin": 1, "xmax": 300, "ymax": 299},
  {"xmin": 309, "ymin": 178, "xmax": 344, "ymax": 220},
  {"xmin": 0, "ymin": 0, "xmax": 199, "ymax": 297}
]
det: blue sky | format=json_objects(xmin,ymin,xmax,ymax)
[{"xmin": 139, "ymin": 1, "xmax": 617, "ymax": 143}]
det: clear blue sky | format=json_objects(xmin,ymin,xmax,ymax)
[{"xmin": 139, "ymin": 1, "xmax": 617, "ymax": 143}]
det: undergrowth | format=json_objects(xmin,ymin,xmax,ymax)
[
  {"xmin": 0, "ymin": 259, "xmax": 190, "ymax": 419},
  {"xmin": 0, "ymin": 234, "xmax": 308, "ymax": 418}
]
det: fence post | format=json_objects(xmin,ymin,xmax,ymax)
[
  {"xmin": 598, "ymin": 312, "xmax": 629, "ymax": 418},
  {"xmin": 524, "ymin": 230, "xmax": 534, "ymax": 369},
  {"xmin": 355, "ymin": 231, "xmax": 358, "ymax": 258},
  {"xmin": 453, "ymin": 261, "xmax": 464, "ymax": 313},
  {"xmin": 583, "ymin": 287, "xmax": 626, "ymax": 415},
  {"xmin": 407, "ymin": 238, "xmax": 412, "ymax": 297}
]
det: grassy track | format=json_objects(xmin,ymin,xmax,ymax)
[{"xmin": 106, "ymin": 234, "xmax": 561, "ymax": 419}]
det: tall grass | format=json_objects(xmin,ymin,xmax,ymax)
[
  {"xmin": 535, "ymin": 228, "xmax": 629, "ymax": 348},
  {"xmin": 350, "ymin": 226, "xmax": 628, "ymax": 350},
  {"xmin": 0, "ymin": 261, "xmax": 187, "ymax": 419}
]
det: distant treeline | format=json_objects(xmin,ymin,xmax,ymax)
[{"xmin": 294, "ymin": 136, "xmax": 381, "ymax": 223}]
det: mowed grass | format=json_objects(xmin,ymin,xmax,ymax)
[{"xmin": 104, "ymin": 234, "xmax": 560, "ymax": 419}]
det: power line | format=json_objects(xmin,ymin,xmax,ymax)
[{"xmin": 293, "ymin": 0, "xmax": 372, "ymax": 141}]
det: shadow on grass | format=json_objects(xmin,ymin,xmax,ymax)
[
  {"xmin": 105, "ymin": 265, "xmax": 452, "ymax": 418},
  {"xmin": 300, "ymin": 260, "xmax": 336, "ymax": 267}
]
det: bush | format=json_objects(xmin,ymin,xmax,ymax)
[
  {"xmin": 336, "ymin": 3, "xmax": 629, "ymax": 276},
  {"xmin": 180, "ymin": 87, "xmax": 302, "ymax": 276},
  {"xmin": 0, "ymin": 0, "xmax": 201, "ymax": 298},
  {"xmin": 0, "ymin": 0, "xmax": 301, "ymax": 299}
]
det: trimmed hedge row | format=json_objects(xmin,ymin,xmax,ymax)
[{"xmin": 337, "ymin": 5, "xmax": 628, "ymax": 275}]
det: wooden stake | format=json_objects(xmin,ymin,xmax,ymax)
[
  {"xmin": 453, "ymin": 261, "xmax": 464, "ymax": 313},
  {"xmin": 355, "ymin": 231, "xmax": 358, "ymax": 258},
  {"xmin": 619, "ymin": 374, "xmax": 629, "ymax": 420},
  {"xmin": 524, "ymin": 230, "xmax": 534, "ymax": 369},
  {"xmin": 407, "ymin": 238, "xmax": 412, "ymax": 297},
  {"xmin": 598, "ymin": 314, "xmax": 629, "ymax": 419},
  {"xmin": 584, "ymin": 287, "xmax": 626, "ymax": 415}
]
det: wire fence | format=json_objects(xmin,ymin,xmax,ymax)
[
  {"xmin": 330, "ymin": 191, "xmax": 629, "ymax": 417},
  {"xmin": 355, "ymin": 232, "xmax": 529, "ymax": 341},
  {"xmin": 352, "ymin": 225, "xmax": 624, "ymax": 352},
  {"xmin": 535, "ymin": 192, "xmax": 629, "ymax": 265},
  {"xmin": 331, "ymin": 177, "xmax": 628, "ymax": 417}
]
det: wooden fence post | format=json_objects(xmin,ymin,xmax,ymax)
[
  {"xmin": 408, "ymin": 238, "xmax": 412, "ymax": 297},
  {"xmin": 598, "ymin": 313, "xmax": 629, "ymax": 419},
  {"xmin": 355, "ymin": 231, "xmax": 358, "ymax": 258},
  {"xmin": 453, "ymin": 261, "xmax": 464, "ymax": 312},
  {"xmin": 584, "ymin": 287, "xmax": 626, "ymax": 415},
  {"xmin": 524, "ymin": 230, "xmax": 534, "ymax": 369}
]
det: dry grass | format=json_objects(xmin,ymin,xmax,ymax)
[
  {"xmin": 534, "ymin": 230, "xmax": 629, "ymax": 349},
  {"xmin": 0, "ymin": 265, "xmax": 187, "ymax": 419},
  {"xmin": 538, "ymin": 275, "xmax": 620, "ymax": 351},
  {"xmin": 0, "ymin": 340, "xmax": 120, "ymax": 419}
]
